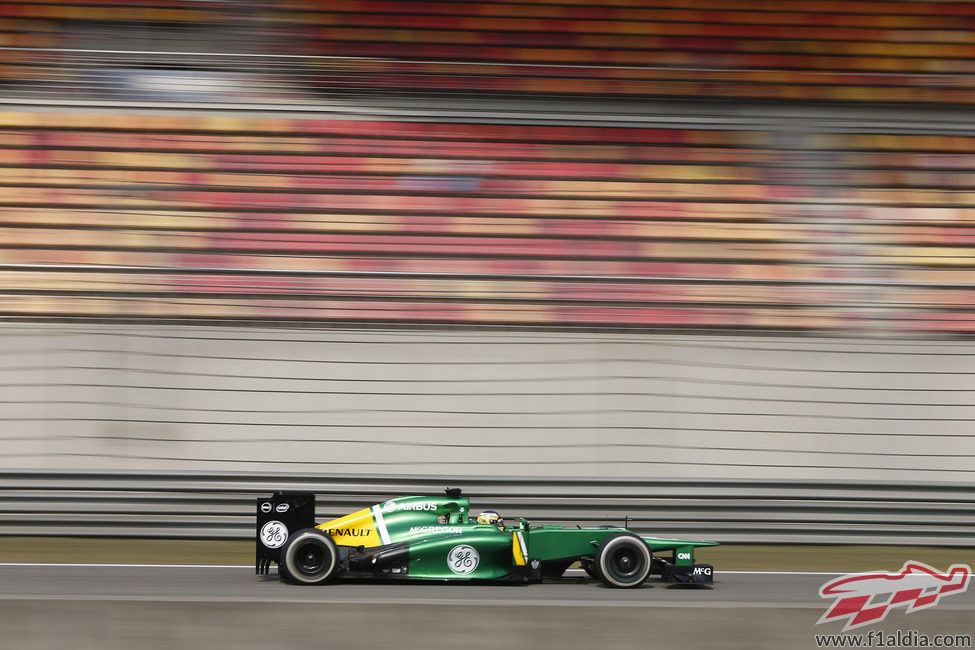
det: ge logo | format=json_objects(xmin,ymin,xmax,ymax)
[
  {"xmin": 260, "ymin": 520, "xmax": 288, "ymax": 549},
  {"xmin": 383, "ymin": 502, "xmax": 396, "ymax": 513},
  {"xmin": 447, "ymin": 544, "xmax": 479, "ymax": 575}
]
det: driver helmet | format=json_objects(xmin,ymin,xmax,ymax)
[{"xmin": 476, "ymin": 510, "xmax": 503, "ymax": 527}]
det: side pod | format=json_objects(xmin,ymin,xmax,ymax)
[{"xmin": 256, "ymin": 492, "xmax": 316, "ymax": 575}]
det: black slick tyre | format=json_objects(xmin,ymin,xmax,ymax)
[
  {"xmin": 280, "ymin": 528, "xmax": 338, "ymax": 585},
  {"xmin": 277, "ymin": 561, "xmax": 295, "ymax": 584},
  {"xmin": 595, "ymin": 533, "xmax": 651, "ymax": 588}
]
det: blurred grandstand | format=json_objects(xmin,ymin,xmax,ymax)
[
  {"xmin": 1, "ymin": 0, "xmax": 974, "ymax": 333},
  {"xmin": 4, "ymin": 0, "xmax": 975, "ymax": 102}
]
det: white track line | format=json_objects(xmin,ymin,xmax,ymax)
[
  {"xmin": 0, "ymin": 563, "xmax": 849, "ymax": 574},
  {"xmin": 0, "ymin": 563, "xmax": 248, "ymax": 568}
]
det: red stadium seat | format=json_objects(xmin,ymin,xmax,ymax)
[{"xmin": 2, "ymin": 111, "xmax": 974, "ymax": 332}]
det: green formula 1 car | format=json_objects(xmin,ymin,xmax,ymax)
[{"xmin": 256, "ymin": 488, "xmax": 717, "ymax": 588}]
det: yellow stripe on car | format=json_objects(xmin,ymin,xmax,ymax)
[
  {"xmin": 315, "ymin": 508, "xmax": 382, "ymax": 547},
  {"xmin": 513, "ymin": 531, "xmax": 527, "ymax": 566}
]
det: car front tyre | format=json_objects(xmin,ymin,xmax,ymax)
[
  {"xmin": 595, "ymin": 533, "xmax": 651, "ymax": 588},
  {"xmin": 280, "ymin": 528, "xmax": 338, "ymax": 585}
]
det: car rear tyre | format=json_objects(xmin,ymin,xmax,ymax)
[
  {"xmin": 280, "ymin": 528, "xmax": 338, "ymax": 585},
  {"xmin": 277, "ymin": 562, "xmax": 295, "ymax": 584},
  {"xmin": 595, "ymin": 533, "xmax": 651, "ymax": 588}
]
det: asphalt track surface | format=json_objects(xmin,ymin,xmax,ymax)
[
  {"xmin": 0, "ymin": 564, "xmax": 969, "ymax": 609},
  {"xmin": 3, "ymin": 564, "xmax": 973, "ymax": 650},
  {"xmin": 0, "ymin": 564, "xmax": 808, "ymax": 604}
]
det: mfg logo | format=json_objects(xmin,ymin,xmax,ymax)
[{"xmin": 818, "ymin": 561, "xmax": 971, "ymax": 631}]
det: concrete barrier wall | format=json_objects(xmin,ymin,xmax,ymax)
[
  {"xmin": 5, "ymin": 472, "xmax": 973, "ymax": 543},
  {"xmin": 1, "ymin": 323, "xmax": 973, "ymax": 484}
]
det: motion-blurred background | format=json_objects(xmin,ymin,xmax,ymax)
[{"xmin": 1, "ymin": 0, "xmax": 974, "ymax": 547}]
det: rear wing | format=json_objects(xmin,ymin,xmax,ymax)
[{"xmin": 256, "ymin": 492, "xmax": 316, "ymax": 575}]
